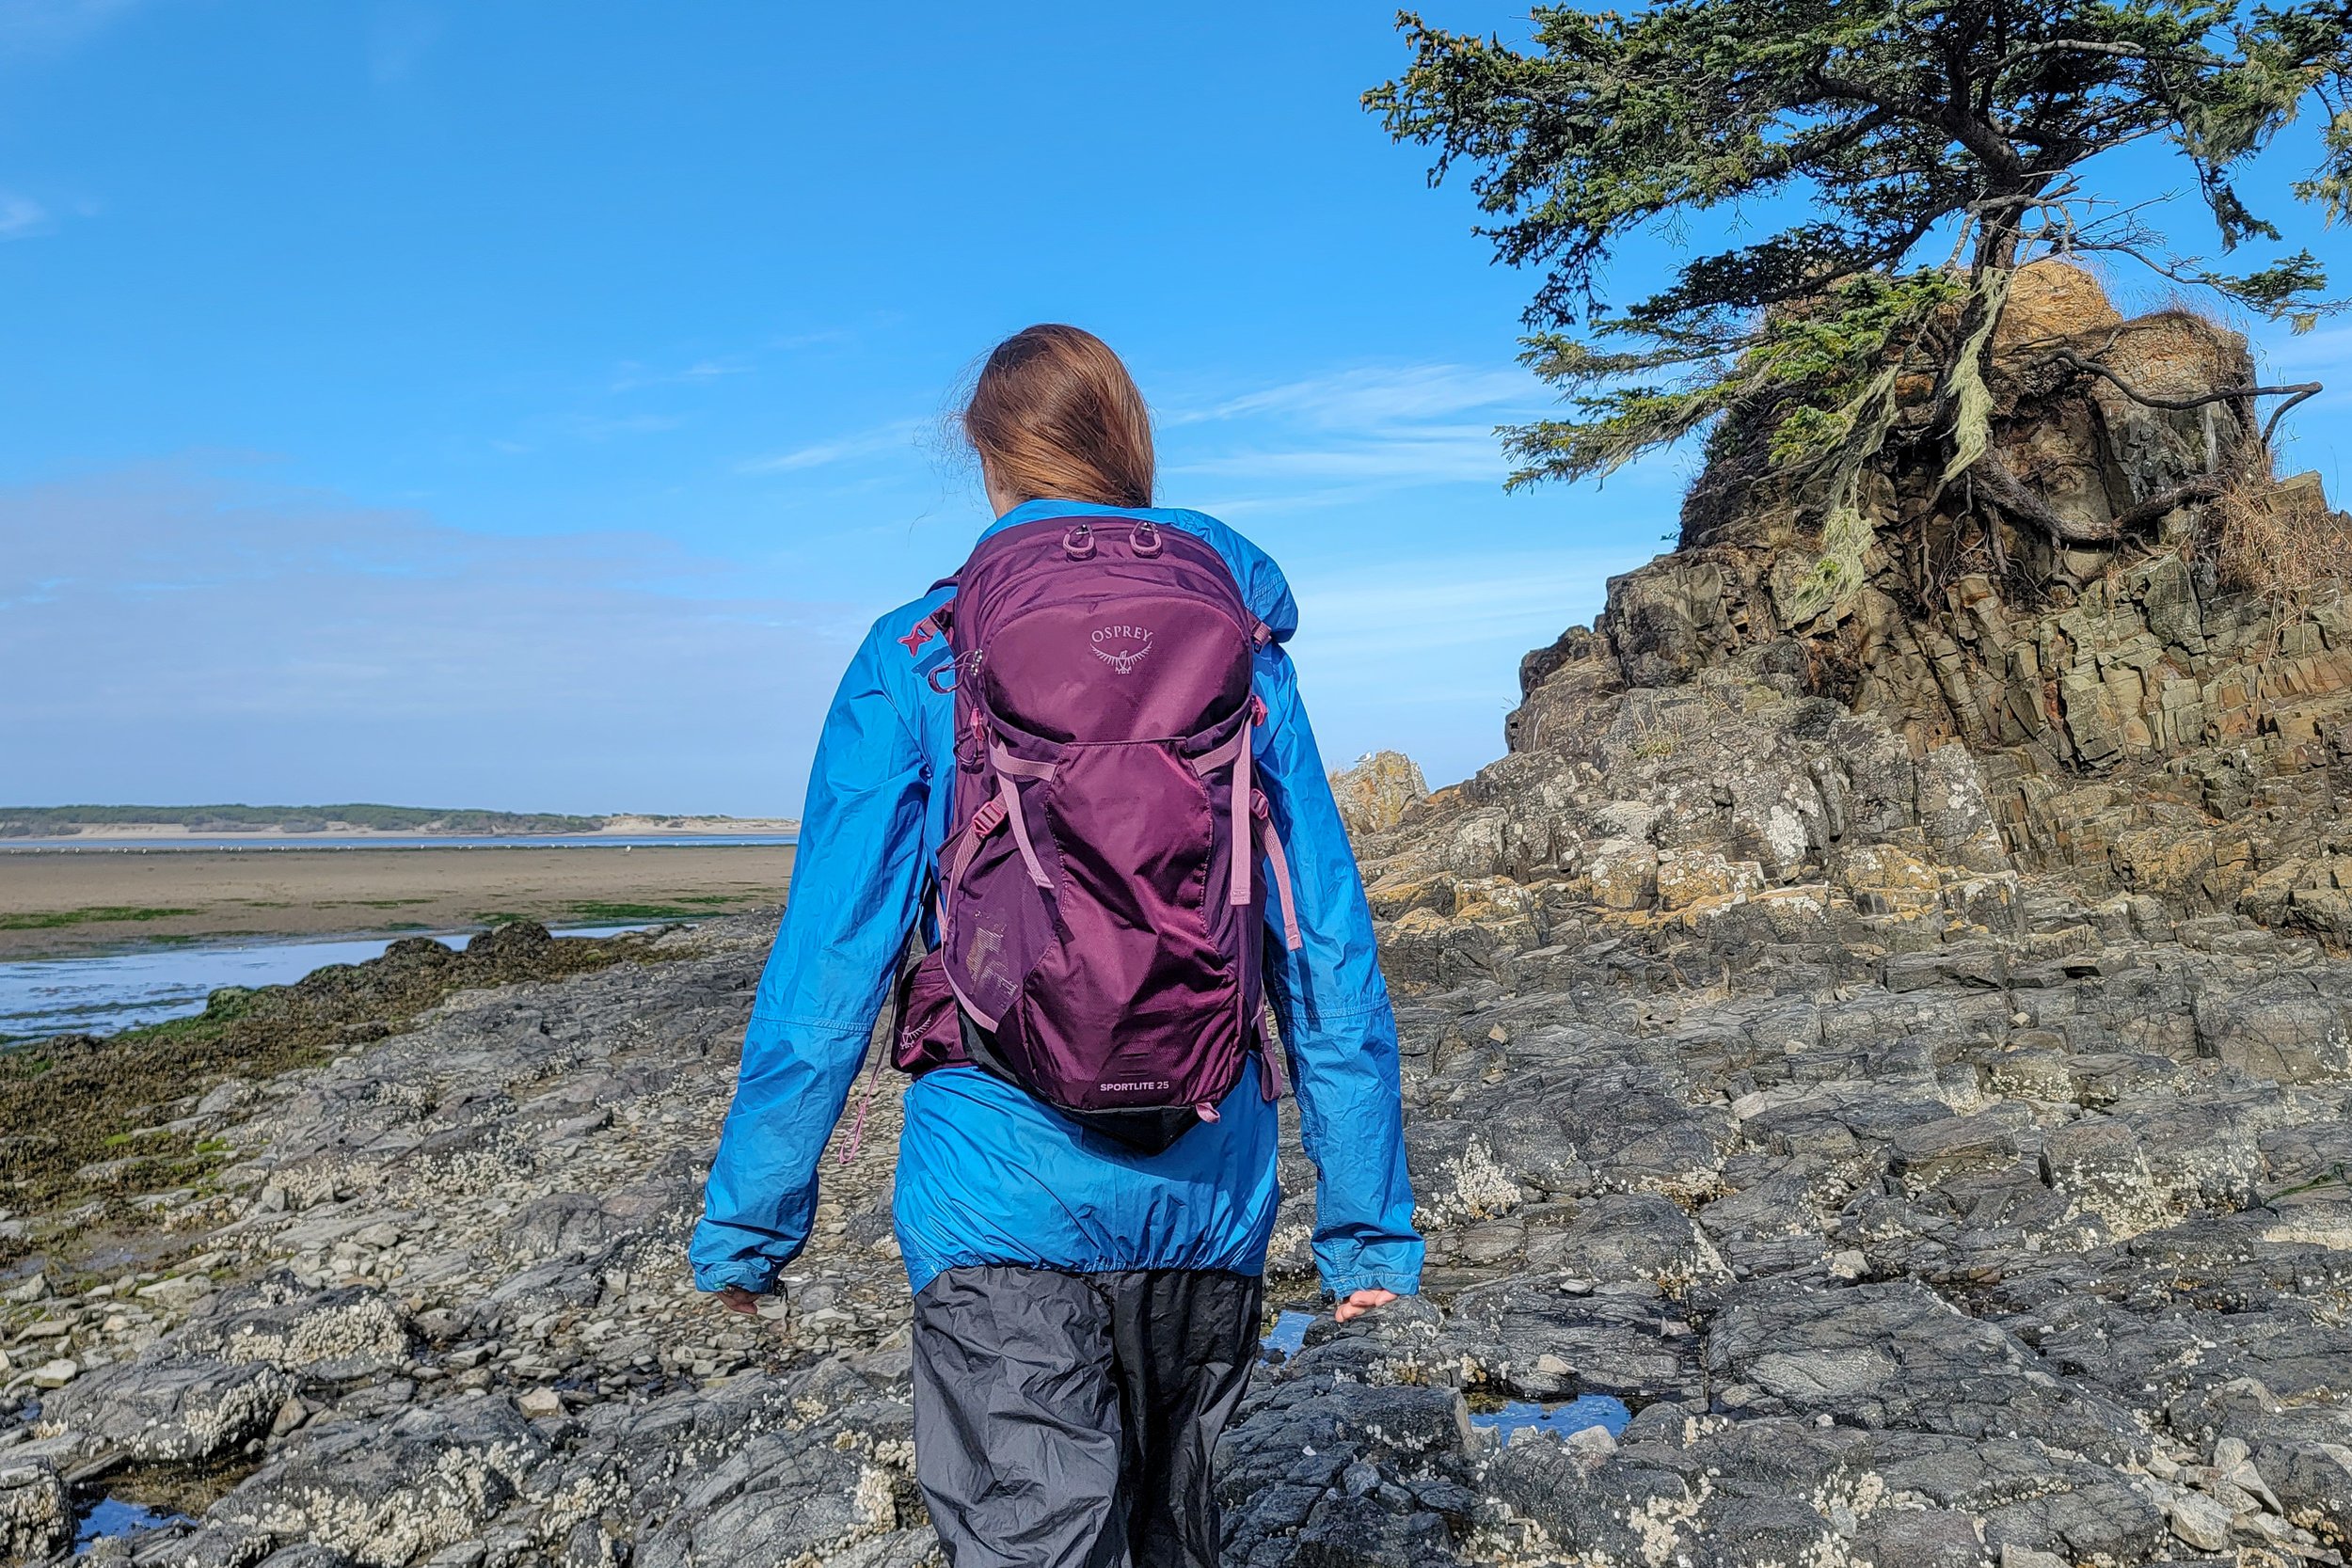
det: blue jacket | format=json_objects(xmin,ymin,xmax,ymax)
[{"xmin": 691, "ymin": 499, "xmax": 1423, "ymax": 1301}]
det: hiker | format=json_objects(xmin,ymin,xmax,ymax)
[{"xmin": 691, "ymin": 325, "xmax": 1422, "ymax": 1568}]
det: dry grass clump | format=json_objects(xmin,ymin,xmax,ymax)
[{"xmin": 2214, "ymin": 455, "xmax": 2352, "ymax": 625}]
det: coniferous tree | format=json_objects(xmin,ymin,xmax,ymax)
[{"xmin": 1370, "ymin": 3, "xmax": 2351, "ymax": 614}]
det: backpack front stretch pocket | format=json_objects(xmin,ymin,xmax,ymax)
[{"xmin": 1008, "ymin": 738, "xmax": 1247, "ymax": 1117}]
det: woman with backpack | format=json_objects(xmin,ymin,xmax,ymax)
[{"xmin": 691, "ymin": 325, "xmax": 1422, "ymax": 1568}]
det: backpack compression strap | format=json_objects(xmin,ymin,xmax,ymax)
[
  {"xmin": 1187, "ymin": 695, "xmax": 1301, "ymax": 953},
  {"xmin": 988, "ymin": 743, "xmax": 1057, "ymax": 890},
  {"xmin": 1251, "ymin": 791, "xmax": 1302, "ymax": 952}
]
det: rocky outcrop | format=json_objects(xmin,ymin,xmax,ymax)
[{"xmin": 1331, "ymin": 752, "xmax": 1432, "ymax": 838}]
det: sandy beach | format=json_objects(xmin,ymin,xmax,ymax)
[
  {"xmin": 12, "ymin": 814, "xmax": 800, "ymax": 843},
  {"xmin": 0, "ymin": 844, "xmax": 796, "ymax": 958}
]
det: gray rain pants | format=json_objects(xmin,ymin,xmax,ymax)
[{"xmin": 910, "ymin": 1265, "xmax": 1263, "ymax": 1568}]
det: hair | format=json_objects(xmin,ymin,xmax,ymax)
[{"xmin": 962, "ymin": 325, "xmax": 1154, "ymax": 510}]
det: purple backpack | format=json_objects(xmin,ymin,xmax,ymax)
[{"xmin": 887, "ymin": 515, "xmax": 1302, "ymax": 1152}]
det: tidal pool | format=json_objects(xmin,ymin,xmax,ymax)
[
  {"xmin": 1260, "ymin": 1308, "xmax": 1315, "ymax": 1361},
  {"xmin": 0, "ymin": 924, "xmax": 652, "ymax": 1043},
  {"xmin": 1470, "ymin": 1393, "xmax": 1633, "ymax": 1445},
  {"xmin": 74, "ymin": 1497, "xmax": 189, "ymax": 1554}
]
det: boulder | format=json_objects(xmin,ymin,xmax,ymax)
[
  {"xmin": 0, "ymin": 1461, "xmax": 70, "ymax": 1564},
  {"xmin": 45, "ymin": 1355, "xmax": 295, "ymax": 1462},
  {"xmin": 1329, "ymin": 751, "xmax": 1431, "ymax": 839}
]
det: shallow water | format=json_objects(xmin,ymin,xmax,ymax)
[
  {"xmin": 74, "ymin": 1497, "xmax": 189, "ymax": 1553},
  {"xmin": 0, "ymin": 924, "xmax": 652, "ymax": 1043},
  {"xmin": 4, "ymin": 833, "xmax": 796, "ymax": 852},
  {"xmin": 1260, "ymin": 1308, "xmax": 1314, "ymax": 1361},
  {"xmin": 1470, "ymin": 1393, "xmax": 1633, "ymax": 1445}
]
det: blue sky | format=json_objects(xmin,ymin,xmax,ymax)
[{"xmin": 3, "ymin": 2, "xmax": 2346, "ymax": 815}]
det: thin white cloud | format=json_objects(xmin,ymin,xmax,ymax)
[
  {"xmin": 0, "ymin": 191, "xmax": 50, "ymax": 239},
  {"xmin": 608, "ymin": 356, "xmax": 755, "ymax": 393},
  {"xmin": 1288, "ymin": 550, "xmax": 1628, "ymax": 668},
  {"xmin": 1168, "ymin": 364, "xmax": 1545, "ymax": 429},
  {"xmin": 605, "ymin": 328, "xmax": 857, "ymax": 395},
  {"xmin": 1279, "ymin": 546, "xmax": 1642, "ymax": 786},
  {"xmin": 2255, "ymin": 323, "xmax": 2352, "ymax": 375},
  {"xmin": 1157, "ymin": 361, "xmax": 1562, "ymax": 502},
  {"xmin": 1172, "ymin": 426, "xmax": 1512, "ymax": 486},
  {"xmin": 739, "ymin": 420, "xmax": 924, "ymax": 475}
]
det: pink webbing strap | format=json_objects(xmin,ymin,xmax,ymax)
[
  {"xmin": 986, "ymin": 743, "xmax": 1057, "ymax": 890},
  {"xmin": 946, "ymin": 797, "xmax": 1008, "ymax": 896},
  {"xmin": 838, "ymin": 1043, "xmax": 885, "ymax": 1165},
  {"xmin": 1230, "ymin": 713, "xmax": 1253, "ymax": 908},
  {"xmin": 931, "ymin": 798, "xmax": 1022, "ymax": 1035},
  {"xmin": 998, "ymin": 774, "xmax": 1052, "ymax": 890},
  {"xmin": 989, "ymin": 744, "xmax": 1057, "ymax": 782},
  {"xmin": 1186, "ymin": 699, "xmax": 1269, "ymax": 910},
  {"xmin": 1253, "ymin": 791, "xmax": 1303, "ymax": 951},
  {"xmin": 1186, "ymin": 726, "xmax": 1249, "ymax": 776}
]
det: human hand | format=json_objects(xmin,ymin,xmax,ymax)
[
  {"xmin": 1333, "ymin": 1288, "xmax": 1398, "ymax": 1323},
  {"xmin": 713, "ymin": 1286, "xmax": 762, "ymax": 1318}
]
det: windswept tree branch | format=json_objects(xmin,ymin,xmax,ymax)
[
  {"xmin": 2263, "ymin": 385, "xmax": 2324, "ymax": 445},
  {"xmin": 2036, "ymin": 347, "xmax": 2321, "ymax": 416},
  {"xmin": 1987, "ymin": 39, "xmax": 2212, "ymax": 72},
  {"xmin": 1969, "ymin": 453, "xmax": 2120, "ymax": 544},
  {"xmin": 1810, "ymin": 69, "xmax": 2026, "ymax": 178},
  {"xmin": 2108, "ymin": 477, "xmax": 2228, "ymax": 533},
  {"xmin": 1973, "ymin": 461, "xmax": 2228, "ymax": 545}
]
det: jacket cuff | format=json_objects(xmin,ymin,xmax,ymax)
[
  {"xmin": 691, "ymin": 1257, "xmax": 781, "ymax": 1294},
  {"xmin": 1322, "ymin": 1272, "xmax": 1421, "ymax": 1300}
]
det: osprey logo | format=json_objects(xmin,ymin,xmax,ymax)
[{"xmin": 1090, "ymin": 624, "xmax": 1155, "ymax": 674}]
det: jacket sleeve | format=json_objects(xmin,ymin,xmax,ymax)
[
  {"xmin": 690, "ymin": 625, "xmax": 930, "ymax": 1293},
  {"xmin": 1254, "ymin": 641, "xmax": 1426, "ymax": 1300}
]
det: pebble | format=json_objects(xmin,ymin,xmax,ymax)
[
  {"xmin": 1565, "ymin": 1424, "xmax": 1615, "ymax": 1459},
  {"xmin": 2168, "ymin": 1491, "xmax": 2237, "ymax": 1551},
  {"xmin": 515, "ymin": 1388, "xmax": 564, "ymax": 1418}
]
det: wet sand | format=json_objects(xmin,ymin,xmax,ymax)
[{"xmin": 0, "ymin": 845, "xmax": 795, "ymax": 958}]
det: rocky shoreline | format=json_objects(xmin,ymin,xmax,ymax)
[{"xmin": 2, "ymin": 841, "xmax": 2346, "ymax": 1568}]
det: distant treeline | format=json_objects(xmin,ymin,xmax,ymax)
[{"xmin": 0, "ymin": 803, "xmax": 611, "ymax": 837}]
